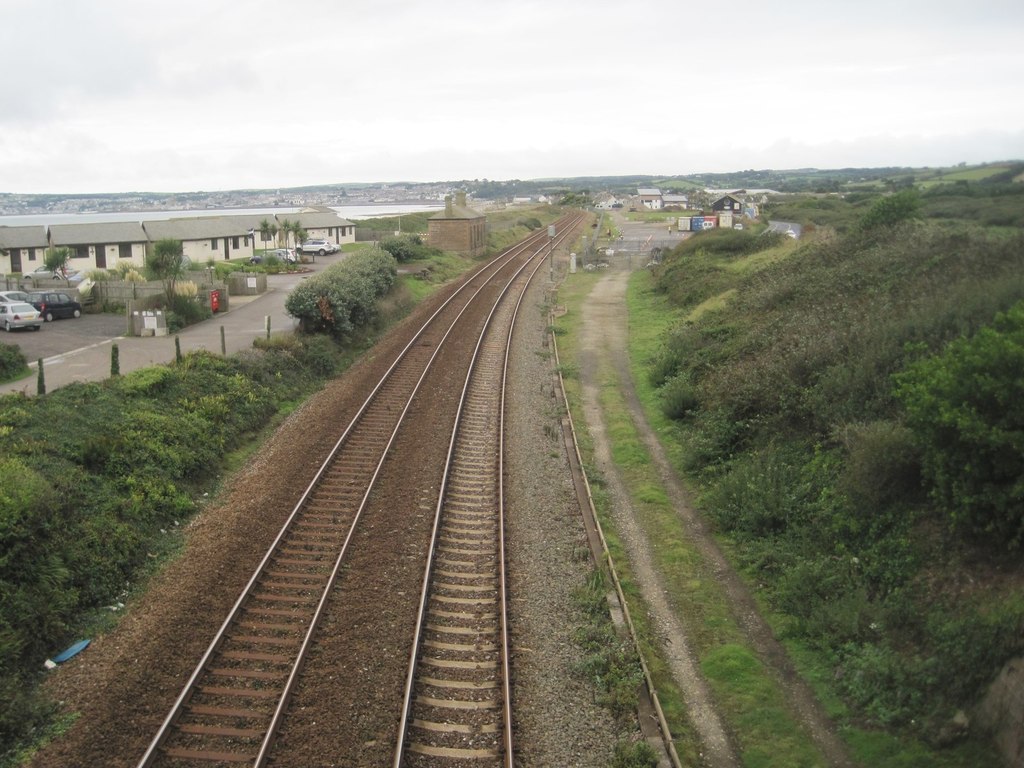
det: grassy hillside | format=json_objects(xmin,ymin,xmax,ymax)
[{"xmin": 644, "ymin": 192, "xmax": 1024, "ymax": 755}]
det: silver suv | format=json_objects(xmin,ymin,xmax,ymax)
[{"xmin": 298, "ymin": 239, "xmax": 338, "ymax": 256}]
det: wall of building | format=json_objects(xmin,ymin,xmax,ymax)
[{"xmin": 427, "ymin": 218, "xmax": 486, "ymax": 255}]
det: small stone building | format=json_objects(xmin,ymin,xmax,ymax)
[{"xmin": 427, "ymin": 192, "xmax": 486, "ymax": 256}]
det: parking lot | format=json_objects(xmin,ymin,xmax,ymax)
[{"xmin": 1, "ymin": 311, "xmax": 130, "ymax": 361}]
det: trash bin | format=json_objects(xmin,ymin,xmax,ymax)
[{"xmin": 210, "ymin": 289, "xmax": 221, "ymax": 313}]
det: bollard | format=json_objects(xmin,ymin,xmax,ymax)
[{"xmin": 220, "ymin": 325, "xmax": 226, "ymax": 355}]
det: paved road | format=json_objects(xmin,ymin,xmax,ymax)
[
  {"xmin": 768, "ymin": 220, "xmax": 802, "ymax": 238},
  {"xmin": 0, "ymin": 254, "xmax": 344, "ymax": 396}
]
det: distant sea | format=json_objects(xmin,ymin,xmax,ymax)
[{"xmin": 0, "ymin": 202, "xmax": 444, "ymax": 228}]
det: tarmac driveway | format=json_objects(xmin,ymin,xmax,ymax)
[{"xmin": 1, "ymin": 312, "xmax": 129, "ymax": 362}]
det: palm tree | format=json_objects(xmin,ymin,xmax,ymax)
[
  {"xmin": 279, "ymin": 218, "xmax": 294, "ymax": 249},
  {"xmin": 43, "ymin": 246, "xmax": 73, "ymax": 284},
  {"xmin": 146, "ymin": 239, "xmax": 186, "ymax": 304},
  {"xmin": 258, "ymin": 218, "xmax": 277, "ymax": 255}
]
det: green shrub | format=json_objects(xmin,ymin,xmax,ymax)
[
  {"xmin": 659, "ymin": 373, "xmax": 698, "ymax": 420},
  {"xmin": 858, "ymin": 189, "xmax": 921, "ymax": 231},
  {"xmin": 705, "ymin": 447, "xmax": 810, "ymax": 539},
  {"xmin": 837, "ymin": 641, "xmax": 929, "ymax": 726},
  {"xmin": 611, "ymin": 740, "xmax": 659, "ymax": 768},
  {"xmin": 516, "ymin": 217, "xmax": 542, "ymax": 230},
  {"xmin": 647, "ymin": 346, "xmax": 682, "ymax": 389},
  {"xmin": 894, "ymin": 300, "xmax": 1024, "ymax": 549},
  {"xmin": 573, "ymin": 571, "xmax": 643, "ymax": 723},
  {"xmin": 834, "ymin": 420, "xmax": 922, "ymax": 511},
  {"xmin": 166, "ymin": 295, "xmax": 212, "ymax": 332},
  {"xmin": 295, "ymin": 334, "xmax": 343, "ymax": 377},
  {"xmin": 379, "ymin": 235, "xmax": 441, "ymax": 263},
  {"xmin": 285, "ymin": 250, "xmax": 397, "ymax": 337},
  {"xmin": 775, "ymin": 557, "xmax": 877, "ymax": 646},
  {"xmin": 0, "ymin": 344, "xmax": 26, "ymax": 380}
]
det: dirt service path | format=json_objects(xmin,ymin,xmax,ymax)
[{"xmin": 574, "ymin": 234, "xmax": 855, "ymax": 767}]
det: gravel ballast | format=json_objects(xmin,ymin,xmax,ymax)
[{"xmin": 27, "ymin": 252, "xmax": 621, "ymax": 767}]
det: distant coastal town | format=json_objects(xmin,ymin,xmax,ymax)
[{"xmin": 0, "ymin": 181, "xmax": 456, "ymax": 218}]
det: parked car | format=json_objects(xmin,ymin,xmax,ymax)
[
  {"xmin": 298, "ymin": 239, "xmax": 338, "ymax": 256},
  {"xmin": 269, "ymin": 248, "xmax": 297, "ymax": 263},
  {"xmin": 25, "ymin": 265, "xmax": 87, "ymax": 284},
  {"xmin": 0, "ymin": 301, "xmax": 43, "ymax": 332},
  {"xmin": 250, "ymin": 248, "xmax": 296, "ymax": 264},
  {"xmin": 27, "ymin": 291, "xmax": 82, "ymax": 321},
  {"xmin": 0, "ymin": 290, "xmax": 34, "ymax": 304}
]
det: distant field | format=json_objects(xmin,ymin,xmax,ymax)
[{"xmin": 937, "ymin": 165, "xmax": 1010, "ymax": 182}]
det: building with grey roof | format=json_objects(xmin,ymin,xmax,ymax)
[
  {"xmin": 49, "ymin": 221, "xmax": 149, "ymax": 271},
  {"xmin": 0, "ymin": 225, "xmax": 49, "ymax": 274},
  {"xmin": 0, "ymin": 209, "xmax": 357, "ymax": 275}
]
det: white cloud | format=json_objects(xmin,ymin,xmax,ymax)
[{"xmin": 1, "ymin": 0, "xmax": 1022, "ymax": 192}]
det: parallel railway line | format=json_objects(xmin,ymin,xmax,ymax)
[{"xmin": 137, "ymin": 214, "xmax": 584, "ymax": 767}]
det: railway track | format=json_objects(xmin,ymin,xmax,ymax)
[
  {"xmin": 137, "ymin": 214, "xmax": 584, "ymax": 767},
  {"xmin": 391, "ymin": 226, "xmax": 558, "ymax": 768}
]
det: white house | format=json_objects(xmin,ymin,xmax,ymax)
[
  {"xmin": 49, "ymin": 222, "xmax": 149, "ymax": 273},
  {"xmin": 637, "ymin": 188, "xmax": 663, "ymax": 209},
  {"xmin": 143, "ymin": 216, "xmax": 264, "ymax": 263},
  {"xmin": 288, "ymin": 209, "xmax": 355, "ymax": 247},
  {"xmin": 0, "ymin": 225, "xmax": 49, "ymax": 274}
]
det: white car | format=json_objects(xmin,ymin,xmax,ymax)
[
  {"xmin": 251, "ymin": 249, "xmax": 297, "ymax": 264},
  {"xmin": 0, "ymin": 301, "xmax": 43, "ymax": 332},
  {"xmin": 298, "ymin": 239, "xmax": 338, "ymax": 256},
  {"xmin": 0, "ymin": 290, "xmax": 34, "ymax": 304},
  {"xmin": 25, "ymin": 265, "xmax": 87, "ymax": 284}
]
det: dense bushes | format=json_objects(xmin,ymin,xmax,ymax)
[
  {"xmin": 895, "ymin": 300, "xmax": 1024, "ymax": 549},
  {"xmin": 0, "ymin": 335, "xmax": 349, "ymax": 758},
  {"xmin": 858, "ymin": 188, "xmax": 921, "ymax": 231},
  {"xmin": 650, "ymin": 227, "xmax": 786, "ymax": 310},
  {"xmin": 379, "ymin": 235, "xmax": 443, "ymax": 263},
  {"xmin": 166, "ymin": 294, "xmax": 213, "ymax": 333},
  {"xmin": 0, "ymin": 344, "xmax": 26, "ymax": 381},
  {"xmin": 284, "ymin": 249, "xmax": 397, "ymax": 337},
  {"xmin": 648, "ymin": 219, "xmax": 1024, "ymax": 736}
]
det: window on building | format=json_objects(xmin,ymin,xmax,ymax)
[
  {"xmin": 73, "ymin": 245, "xmax": 89, "ymax": 259},
  {"xmin": 119, "ymin": 243, "xmax": 132, "ymax": 259},
  {"xmin": 211, "ymin": 238, "xmax": 218, "ymax": 250},
  {"xmin": 232, "ymin": 236, "xmax": 239, "ymax": 250}
]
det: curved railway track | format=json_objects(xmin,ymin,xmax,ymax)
[{"xmin": 137, "ymin": 213, "xmax": 584, "ymax": 767}]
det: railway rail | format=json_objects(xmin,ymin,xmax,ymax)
[
  {"xmin": 137, "ymin": 214, "xmax": 584, "ymax": 767},
  {"xmin": 391, "ymin": 223, "xmax": 568, "ymax": 767}
]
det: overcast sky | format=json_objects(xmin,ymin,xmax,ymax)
[{"xmin": 2, "ymin": 0, "xmax": 1023, "ymax": 194}]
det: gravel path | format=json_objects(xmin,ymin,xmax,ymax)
[
  {"xmin": 578, "ymin": 266, "xmax": 740, "ymax": 768},
  {"xmin": 573, "ymin": 212, "xmax": 855, "ymax": 768}
]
